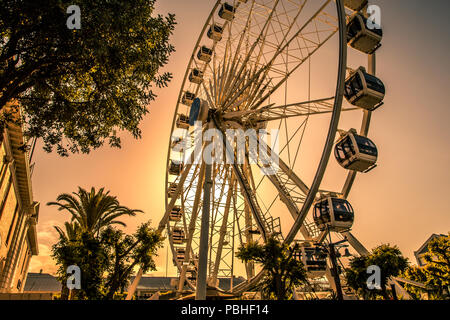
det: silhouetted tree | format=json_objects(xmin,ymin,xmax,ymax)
[
  {"xmin": 403, "ymin": 233, "xmax": 450, "ymax": 300},
  {"xmin": 237, "ymin": 237, "xmax": 307, "ymax": 300},
  {"xmin": 1, "ymin": 0, "xmax": 175, "ymax": 155},
  {"xmin": 345, "ymin": 244, "xmax": 409, "ymax": 300}
]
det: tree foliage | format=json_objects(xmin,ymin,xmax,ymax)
[
  {"xmin": 0, "ymin": 0, "xmax": 175, "ymax": 155},
  {"xmin": 50, "ymin": 186, "xmax": 164, "ymax": 299},
  {"xmin": 48, "ymin": 186, "xmax": 142, "ymax": 235},
  {"xmin": 52, "ymin": 222, "xmax": 164, "ymax": 300},
  {"xmin": 345, "ymin": 244, "xmax": 409, "ymax": 300},
  {"xmin": 236, "ymin": 237, "xmax": 307, "ymax": 300},
  {"xmin": 402, "ymin": 233, "xmax": 450, "ymax": 300},
  {"xmin": 101, "ymin": 224, "xmax": 164, "ymax": 299}
]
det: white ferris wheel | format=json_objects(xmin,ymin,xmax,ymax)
[{"xmin": 131, "ymin": 0, "xmax": 386, "ymax": 299}]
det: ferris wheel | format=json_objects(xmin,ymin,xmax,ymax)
[{"xmin": 130, "ymin": 0, "xmax": 386, "ymax": 299}]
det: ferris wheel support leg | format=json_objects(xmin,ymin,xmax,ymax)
[
  {"xmin": 177, "ymin": 163, "xmax": 206, "ymax": 295},
  {"xmin": 388, "ymin": 278, "xmax": 412, "ymax": 300},
  {"xmin": 211, "ymin": 172, "xmax": 235, "ymax": 286},
  {"xmin": 196, "ymin": 162, "xmax": 213, "ymax": 300},
  {"xmin": 127, "ymin": 149, "xmax": 199, "ymax": 299},
  {"xmin": 125, "ymin": 267, "xmax": 143, "ymax": 300}
]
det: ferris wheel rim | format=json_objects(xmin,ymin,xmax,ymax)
[{"xmin": 162, "ymin": 0, "xmax": 369, "ymax": 294}]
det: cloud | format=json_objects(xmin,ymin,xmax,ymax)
[
  {"xmin": 30, "ymin": 219, "xmax": 61, "ymax": 274},
  {"xmin": 29, "ymin": 256, "xmax": 58, "ymax": 275}
]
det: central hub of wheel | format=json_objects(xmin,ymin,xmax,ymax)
[{"xmin": 188, "ymin": 98, "xmax": 210, "ymax": 126}]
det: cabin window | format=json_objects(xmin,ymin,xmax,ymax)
[
  {"xmin": 332, "ymin": 199, "xmax": 354, "ymax": 222},
  {"xmin": 364, "ymin": 74, "xmax": 385, "ymax": 94},
  {"xmin": 345, "ymin": 73, "xmax": 363, "ymax": 98},
  {"xmin": 354, "ymin": 135, "xmax": 378, "ymax": 156},
  {"xmin": 347, "ymin": 17, "xmax": 362, "ymax": 39},
  {"xmin": 335, "ymin": 136, "xmax": 356, "ymax": 162}
]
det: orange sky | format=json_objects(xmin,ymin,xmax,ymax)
[{"xmin": 29, "ymin": 0, "xmax": 450, "ymax": 276}]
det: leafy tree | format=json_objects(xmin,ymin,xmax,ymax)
[
  {"xmin": 401, "ymin": 266, "xmax": 429, "ymax": 300},
  {"xmin": 52, "ymin": 226, "xmax": 108, "ymax": 300},
  {"xmin": 236, "ymin": 237, "xmax": 307, "ymax": 300},
  {"xmin": 402, "ymin": 233, "xmax": 450, "ymax": 300},
  {"xmin": 0, "ymin": 0, "xmax": 175, "ymax": 155},
  {"xmin": 101, "ymin": 224, "xmax": 164, "ymax": 299},
  {"xmin": 345, "ymin": 244, "xmax": 409, "ymax": 300},
  {"xmin": 48, "ymin": 187, "xmax": 142, "ymax": 235},
  {"xmin": 345, "ymin": 255, "xmax": 375, "ymax": 300},
  {"xmin": 52, "ymin": 221, "xmax": 164, "ymax": 300}
]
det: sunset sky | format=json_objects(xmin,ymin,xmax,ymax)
[{"xmin": 29, "ymin": 0, "xmax": 450, "ymax": 276}]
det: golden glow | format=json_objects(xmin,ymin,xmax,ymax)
[{"xmin": 29, "ymin": 1, "xmax": 450, "ymax": 275}]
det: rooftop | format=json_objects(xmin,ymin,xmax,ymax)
[{"xmin": 24, "ymin": 273, "xmax": 246, "ymax": 293}]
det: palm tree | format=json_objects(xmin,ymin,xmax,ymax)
[
  {"xmin": 237, "ymin": 237, "xmax": 307, "ymax": 300},
  {"xmin": 54, "ymin": 221, "xmax": 80, "ymax": 242},
  {"xmin": 48, "ymin": 187, "xmax": 142, "ymax": 235}
]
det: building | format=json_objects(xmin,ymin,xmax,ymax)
[
  {"xmin": 22, "ymin": 271, "xmax": 61, "ymax": 300},
  {"xmin": 414, "ymin": 234, "xmax": 446, "ymax": 267},
  {"xmin": 134, "ymin": 276, "xmax": 246, "ymax": 299},
  {"xmin": 0, "ymin": 115, "xmax": 39, "ymax": 294},
  {"xmin": 22, "ymin": 272, "xmax": 246, "ymax": 300}
]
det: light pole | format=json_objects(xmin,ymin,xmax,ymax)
[
  {"xmin": 328, "ymin": 242, "xmax": 344, "ymax": 301},
  {"xmin": 316, "ymin": 237, "xmax": 348, "ymax": 301}
]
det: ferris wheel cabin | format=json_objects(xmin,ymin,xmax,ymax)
[
  {"xmin": 313, "ymin": 197, "xmax": 355, "ymax": 232},
  {"xmin": 176, "ymin": 114, "xmax": 190, "ymax": 129},
  {"xmin": 334, "ymin": 129, "xmax": 378, "ymax": 172},
  {"xmin": 172, "ymin": 228, "xmax": 185, "ymax": 245},
  {"xmin": 181, "ymin": 91, "xmax": 196, "ymax": 106},
  {"xmin": 167, "ymin": 182, "xmax": 178, "ymax": 198},
  {"xmin": 171, "ymin": 136, "xmax": 188, "ymax": 152},
  {"xmin": 344, "ymin": 0, "xmax": 368, "ymax": 12},
  {"xmin": 219, "ymin": 3, "xmax": 236, "ymax": 21},
  {"xmin": 169, "ymin": 160, "xmax": 183, "ymax": 176},
  {"xmin": 207, "ymin": 24, "xmax": 224, "ymax": 41},
  {"xmin": 294, "ymin": 245, "xmax": 327, "ymax": 278},
  {"xmin": 169, "ymin": 206, "xmax": 183, "ymax": 222},
  {"xmin": 344, "ymin": 67, "xmax": 385, "ymax": 110},
  {"xmin": 175, "ymin": 249, "xmax": 186, "ymax": 262},
  {"xmin": 197, "ymin": 46, "xmax": 213, "ymax": 63},
  {"xmin": 189, "ymin": 68, "xmax": 204, "ymax": 85},
  {"xmin": 347, "ymin": 13, "xmax": 382, "ymax": 54}
]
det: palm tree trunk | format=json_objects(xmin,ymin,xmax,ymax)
[
  {"xmin": 275, "ymin": 274, "xmax": 283, "ymax": 300},
  {"xmin": 61, "ymin": 285, "xmax": 69, "ymax": 300}
]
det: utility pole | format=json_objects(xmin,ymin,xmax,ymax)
[{"xmin": 328, "ymin": 242, "xmax": 344, "ymax": 301}]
